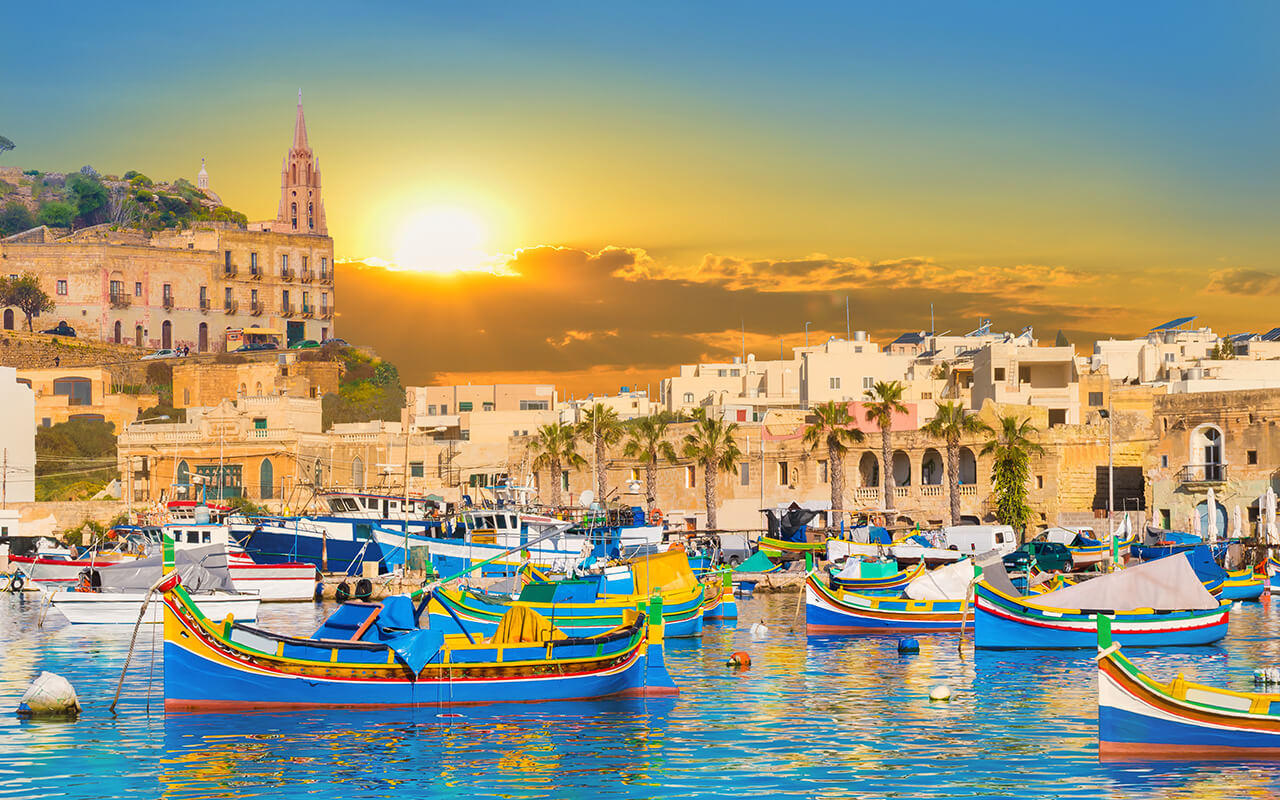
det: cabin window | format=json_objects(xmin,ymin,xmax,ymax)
[
  {"xmin": 187, "ymin": 531, "xmax": 198, "ymax": 544},
  {"xmin": 202, "ymin": 531, "xmax": 211, "ymax": 543}
]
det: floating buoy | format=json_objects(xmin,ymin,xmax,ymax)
[
  {"xmin": 335, "ymin": 582, "xmax": 351, "ymax": 603},
  {"xmin": 898, "ymin": 638, "xmax": 920, "ymax": 653},
  {"xmin": 313, "ymin": 582, "xmax": 324, "ymax": 602},
  {"xmin": 727, "ymin": 651, "xmax": 752, "ymax": 668},
  {"xmin": 16, "ymin": 672, "xmax": 81, "ymax": 717},
  {"xmin": 750, "ymin": 622, "xmax": 769, "ymax": 641},
  {"xmin": 929, "ymin": 685, "xmax": 952, "ymax": 702}
]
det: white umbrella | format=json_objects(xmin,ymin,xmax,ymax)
[
  {"xmin": 1207, "ymin": 488, "xmax": 1218, "ymax": 544},
  {"xmin": 1268, "ymin": 487, "xmax": 1278, "ymax": 546},
  {"xmin": 1191, "ymin": 508, "xmax": 1201, "ymax": 538},
  {"xmin": 1233, "ymin": 504, "xmax": 1243, "ymax": 540}
]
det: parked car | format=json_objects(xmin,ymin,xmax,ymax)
[
  {"xmin": 233, "ymin": 341, "xmax": 279, "ymax": 353},
  {"xmin": 289, "ymin": 339, "xmax": 320, "ymax": 349},
  {"xmin": 141, "ymin": 349, "xmax": 178, "ymax": 360},
  {"xmin": 1004, "ymin": 541, "xmax": 1074, "ymax": 574},
  {"xmin": 40, "ymin": 321, "xmax": 77, "ymax": 337},
  {"xmin": 940, "ymin": 524, "xmax": 1018, "ymax": 556},
  {"xmin": 320, "ymin": 337, "xmax": 349, "ymax": 347}
]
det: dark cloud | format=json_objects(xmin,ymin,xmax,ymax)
[{"xmin": 1206, "ymin": 268, "xmax": 1280, "ymax": 295}]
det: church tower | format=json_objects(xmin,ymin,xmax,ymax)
[
  {"xmin": 274, "ymin": 91, "xmax": 328, "ymax": 235},
  {"xmin": 197, "ymin": 158, "xmax": 209, "ymax": 191}
]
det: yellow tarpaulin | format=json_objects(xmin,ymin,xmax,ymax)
[
  {"xmin": 490, "ymin": 605, "xmax": 567, "ymax": 645},
  {"xmin": 628, "ymin": 550, "xmax": 698, "ymax": 596},
  {"xmin": 241, "ymin": 327, "xmax": 282, "ymax": 336}
]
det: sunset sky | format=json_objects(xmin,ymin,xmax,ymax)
[{"xmin": 3, "ymin": 2, "xmax": 1278, "ymax": 395}]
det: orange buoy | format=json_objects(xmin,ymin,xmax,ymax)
[{"xmin": 727, "ymin": 651, "xmax": 751, "ymax": 668}]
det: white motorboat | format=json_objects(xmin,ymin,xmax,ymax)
[{"xmin": 45, "ymin": 589, "xmax": 259, "ymax": 624}]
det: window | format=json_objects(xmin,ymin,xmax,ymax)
[
  {"xmin": 225, "ymin": 250, "xmax": 232, "ymax": 270},
  {"xmin": 250, "ymin": 252, "xmax": 259, "ymax": 272},
  {"xmin": 630, "ymin": 468, "xmax": 641, "ymax": 482},
  {"xmin": 1047, "ymin": 409, "xmax": 1067, "ymax": 427},
  {"xmin": 253, "ymin": 418, "xmax": 267, "ymax": 430},
  {"xmin": 134, "ymin": 281, "xmax": 142, "ymax": 297},
  {"xmin": 56, "ymin": 280, "xmax": 67, "ymax": 295},
  {"xmin": 302, "ymin": 256, "xmax": 308, "ymax": 270},
  {"xmin": 921, "ymin": 392, "xmax": 933, "ymax": 400},
  {"xmin": 1088, "ymin": 392, "xmax": 1104, "ymax": 407},
  {"xmin": 1248, "ymin": 450, "xmax": 1258, "ymax": 465},
  {"xmin": 1018, "ymin": 366, "xmax": 1031, "ymax": 383},
  {"xmin": 730, "ymin": 369, "xmax": 740, "ymax": 377},
  {"xmin": 199, "ymin": 286, "xmax": 207, "ymax": 306},
  {"xmin": 994, "ymin": 368, "xmax": 1006, "ymax": 381},
  {"xmin": 829, "ymin": 377, "xmax": 841, "ymax": 390},
  {"xmin": 740, "ymin": 463, "xmax": 750, "ymax": 486},
  {"xmin": 862, "ymin": 377, "xmax": 874, "ymax": 390},
  {"xmin": 440, "ymin": 405, "xmax": 448, "ymax": 414},
  {"xmin": 321, "ymin": 257, "xmax": 328, "ymax": 276},
  {"xmin": 818, "ymin": 460, "xmax": 828, "ymax": 484},
  {"xmin": 224, "ymin": 287, "xmax": 233, "ymax": 305},
  {"xmin": 717, "ymin": 369, "xmax": 727, "ymax": 377},
  {"xmin": 778, "ymin": 461, "xmax": 789, "ymax": 486},
  {"xmin": 519, "ymin": 400, "xmax": 549, "ymax": 410},
  {"xmin": 163, "ymin": 283, "xmax": 172, "ymax": 302},
  {"xmin": 560, "ymin": 472, "xmax": 569, "ymax": 491},
  {"xmin": 854, "ymin": 346, "xmax": 863, "ymax": 353},
  {"xmin": 410, "ymin": 462, "xmax": 424, "ymax": 478},
  {"xmin": 683, "ymin": 392, "xmax": 695, "ymax": 404},
  {"xmin": 427, "ymin": 404, "xmax": 437, "ymax": 415},
  {"xmin": 1036, "ymin": 475, "xmax": 1044, "ymax": 489},
  {"xmin": 52, "ymin": 377, "xmax": 92, "ymax": 406},
  {"xmin": 459, "ymin": 401, "xmax": 474, "ymax": 412},
  {"xmin": 482, "ymin": 402, "xmax": 494, "ymax": 412},
  {"xmin": 109, "ymin": 279, "xmax": 124, "ymax": 298},
  {"xmin": 1161, "ymin": 455, "xmax": 1168, "ymax": 468},
  {"xmin": 685, "ymin": 466, "xmax": 695, "ymax": 488},
  {"xmin": 282, "ymin": 254, "xmax": 288, "ymax": 271},
  {"xmin": 1161, "ymin": 509, "xmax": 1171, "ymax": 528},
  {"xmin": 250, "ymin": 289, "xmax": 258, "ymax": 305},
  {"xmin": 1164, "ymin": 352, "xmax": 1175, "ymax": 363}
]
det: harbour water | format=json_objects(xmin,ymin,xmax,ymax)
[{"xmin": 4, "ymin": 592, "xmax": 1280, "ymax": 798}]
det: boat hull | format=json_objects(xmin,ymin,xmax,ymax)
[
  {"xmin": 428, "ymin": 585, "xmax": 706, "ymax": 638},
  {"xmin": 226, "ymin": 557, "xmax": 319, "ymax": 601},
  {"xmin": 49, "ymin": 591, "xmax": 260, "ymax": 624},
  {"xmin": 974, "ymin": 584, "xmax": 1228, "ymax": 650},
  {"xmin": 805, "ymin": 576, "xmax": 969, "ymax": 633}
]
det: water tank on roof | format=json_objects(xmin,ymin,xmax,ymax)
[
  {"xmin": 853, "ymin": 330, "xmax": 868, "ymax": 342},
  {"xmin": 1185, "ymin": 368, "xmax": 1204, "ymax": 381},
  {"xmin": 194, "ymin": 505, "xmax": 212, "ymax": 525},
  {"xmin": 1164, "ymin": 331, "xmax": 1178, "ymax": 344}
]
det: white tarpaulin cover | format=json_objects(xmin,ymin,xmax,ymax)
[
  {"xmin": 906, "ymin": 559, "xmax": 979, "ymax": 602},
  {"xmin": 835, "ymin": 559, "xmax": 900, "ymax": 581},
  {"xmin": 1029, "ymin": 552, "xmax": 1218, "ymax": 612}
]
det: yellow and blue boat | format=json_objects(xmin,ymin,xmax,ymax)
[
  {"xmin": 828, "ymin": 560, "xmax": 925, "ymax": 594},
  {"xmin": 805, "ymin": 573, "xmax": 971, "ymax": 633},
  {"xmin": 1219, "ymin": 566, "xmax": 1265, "ymax": 601}
]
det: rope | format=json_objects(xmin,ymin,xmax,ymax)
[{"xmin": 109, "ymin": 573, "xmax": 170, "ymax": 715}]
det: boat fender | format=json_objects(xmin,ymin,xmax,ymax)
[
  {"xmin": 335, "ymin": 582, "xmax": 351, "ymax": 603},
  {"xmin": 929, "ymin": 685, "xmax": 952, "ymax": 702},
  {"xmin": 9, "ymin": 573, "xmax": 24, "ymax": 593},
  {"xmin": 727, "ymin": 651, "xmax": 752, "ymax": 668},
  {"xmin": 354, "ymin": 578, "xmax": 373, "ymax": 601},
  {"xmin": 898, "ymin": 638, "xmax": 920, "ymax": 653},
  {"xmin": 16, "ymin": 671, "xmax": 81, "ymax": 718},
  {"xmin": 313, "ymin": 582, "xmax": 324, "ymax": 602}
]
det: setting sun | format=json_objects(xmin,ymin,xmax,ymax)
[{"xmin": 392, "ymin": 207, "xmax": 503, "ymax": 274}]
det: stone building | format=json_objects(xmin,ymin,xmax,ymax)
[
  {"xmin": 0, "ymin": 96, "xmax": 336, "ymax": 350},
  {"xmin": 0, "ymin": 366, "xmax": 36, "ymax": 504},
  {"xmin": 172, "ymin": 355, "xmax": 340, "ymax": 408},
  {"xmin": 18, "ymin": 366, "xmax": 158, "ymax": 431}
]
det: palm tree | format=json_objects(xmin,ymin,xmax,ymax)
[
  {"xmin": 681, "ymin": 409, "xmax": 742, "ymax": 530},
  {"xmin": 622, "ymin": 414, "xmax": 678, "ymax": 512},
  {"xmin": 863, "ymin": 380, "xmax": 908, "ymax": 509},
  {"xmin": 802, "ymin": 401, "xmax": 865, "ymax": 525},
  {"xmin": 576, "ymin": 403, "xmax": 625, "ymax": 502},
  {"xmin": 528, "ymin": 422, "xmax": 587, "ymax": 508},
  {"xmin": 921, "ymin": 402, "xmax": 989, "ymax": 526},
  {"xmin": 981, "ymin": 412, "xmax": 1046, "ymax": 540}
]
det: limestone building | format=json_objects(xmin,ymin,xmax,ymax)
[{"xmin": 0, "ymin": 96, "xmax": 336, "ymax": 351}]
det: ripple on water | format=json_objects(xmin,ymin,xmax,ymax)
[{"xmin": 4, "ymin": 594, "xmax": 1280, "ymax": 798}]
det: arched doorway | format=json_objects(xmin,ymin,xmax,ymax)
[
  {"xmin": 1196, "ymin": 500, "xmax": 1229, "ymax": 537},
  {"xmin": 135, "ymin": 325, "xmax": 143, "ymax": 347},
  {"xmin": 858, "ymin": 452, "xmax": 879, "ymax": 487},
  {"xmin": 176, "ymin": 460, "xmax": 190, "ymax": 486},
  {"xmin": 198, "ymin": 322, "xmax": 208, "ymax": 353},
  {"xmin": 958, "ymin": 447, "xmax": 978, "ymax": 485},
  {"xmin": 113, "ymin": 321, "xmax": 122, "ymax": 344},
  {"xmin": 259, "ymin": 458, "xmax": 274, "ymax": 500},
  {"xmin": 892, "ymin": 451, "xmax": 912, "ymax": 487},
  {"xmin": 2, "ymin": 309, "xmax": 11, "ymax": 330},
  {"xmin": 921, "ymin": 449, "xmax": 943, "ymax": 485},
  {"xmin": 161, "ymin": 320, "xmax": 172, "ymax": 350},
  {"xmin": 351, "ymin": 456, "xmax": 365, "ymax": 489}
]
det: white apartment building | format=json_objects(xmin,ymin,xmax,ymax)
[
  {"xmin": 0, "ymin": 366, "xmax": 36, "ymax": 504},
  {"xmin": 971, "ymin": 341, "xmax": 1081, "ymax": 427}
]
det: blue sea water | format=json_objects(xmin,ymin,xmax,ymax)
[{"xmin": 3, "ymin": 592, "xmax": 1280, "ymax": 799}]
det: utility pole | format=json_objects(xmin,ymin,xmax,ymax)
[
  {"xmin": 1108, "ymin": 394, "xmax": 1115, "ymax": 537},
  {"xmin": 402, "ymin": 422, "xmax": 410, "ymax": 574}
]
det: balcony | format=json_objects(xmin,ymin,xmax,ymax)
[
  {"xmin": 109, "ymin": 294, "xmax": 130, "ymax": 310},
  {"xmin": 199, "ymin": 298, "xmax": 211, "ymax": 313},
  {"xmin": 281, "ymin": 268, "xmax": 295, "ymax": 281},
  {"xmin": 319, "ymin": 305, "xmax": 331, "ymax": 319},
  {"xmin": 854, "ymin": 487, "xmax": 882, "ymax": 502},
  {"xmin": 281, "ymin": 304, "xmax": 296, "ymax": 318},
  {"xmin": 224, "ymin": 300, "xmax": 238, "ymax": 314},
  {"xmin": 1177, "ymin": 464, "xmax": 1227, "ymax": 485},
  {"xmin": 300, "ymin": 270, "xmax": 314, "ymax": 283},
  {"xmin": 223, "ymin": 265, "xmax": 237, "ymax": 278},
  {"xmin": 249, "ymin": 265, "xmax": 263, "ymax": 280},
  {"xmin": 300, "ymin": 303, "xmax": 313, "ymax": 317},
  {"xmin": 162, "ymin": 295, "xmax": 174, "ymax": 311},
  {"xmin": 250, "ymin": 301, "xmax": 265, "ymax": 316},
  {"xmin": 319, "ymin": 271, "xmax": 332, "ymax": 284}
]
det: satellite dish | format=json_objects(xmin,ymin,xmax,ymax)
[{"xmin": 579, "ymin": 489, "xmax": 596, "ymax": 508}]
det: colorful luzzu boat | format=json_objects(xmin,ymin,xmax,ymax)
[
  {"xmin": 974, "ymin": 553, "xmax": 1228, "ymax": 650},
  {"xmin": 758, "ymin": 536, "xmax": 827, "ymax": 558},
  {"xmin": 828, "ymin": 560, "xmax": 925, "ymax": 594},
  {"xmin": 427, "ymin": 551, "xmax": 707, "ymax": 638},
  {"xmin": 1097, "ymin": 616, "xmax": 1280, "ymax": 758},
  {"xmin": 701, "ymin": 571, "xmax": 738, "ymax": 620},
  {"xmin": 805, "ymin": 573, "xmax": 970, "ymax": 633},
  {"xmin": 1219, "ymin": 566, "xmax": 1265, "ymax": 601}
]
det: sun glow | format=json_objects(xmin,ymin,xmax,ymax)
[{"xmin": 392, "ymin": 207, "xmax": 506, "ymax": 274}]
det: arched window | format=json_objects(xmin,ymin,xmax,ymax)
[
  {"xmin": 2, "ymin": 309, "xmax": 12, "ymax": 330},
  {"xmin": 238, "ymin": 383, "xmax": 247, "ymax": 396},
  {"xmin": 135, "ymin": 325, "xmax": 143, "ymax": 347},
  {"xmin": 254, "ymin": 381, "xmax": 263, "ymax": 395},
  {"xmin": 176, "ymin": 460, "xmax": 190, "ymax": 486},
  {"xmin": 958, "ymin": 447, "xmax": 978, "ymax": 485},
  {"xmin": 308, "ymin": 202, "xmax": 313, "ymax": 230},
  {"xmin": 161, "ymin": 320, "xmax": 172, "ymax": 349},
  {"xmin": 921, "ymin": 449, "xmax": 943, "ymax": 486},
  {"xmin": 259, "ymin": 458, "xmax": 274, "ymax": 500},
  {"xmin": 113, "ymin": 321, "xmax": 122, "ymax": 344},
  {"xmin": 351, "ymin": 456, "xmax": 365, "ymax": 489},
  {"xmin": 198, "ymin": 322, "xmax": 208, "ymax": 352},
  {"xmin": 859, "ymin": 452, "xmax": 879, "ymax": 488},
  {"xmin": 291, "ymin": 202, "xmax": 298, "ymax": 230},
  {"xmin": 52, "ymin": 377, "xmax": 92, "ymax": 406},
  {"xmin": 892, "ymin": 451, "xmax": 912, "ymax": 487}
]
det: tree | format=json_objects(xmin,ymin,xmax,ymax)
[
  {"xmin": 921, "ymin": 402, "xmax": 989, "ymax": 526},
  {"xmin": 0, "ymin": 135, "xmax": 13, "ymax": 158},
  {"xmin": 1055, "ymin": 330, "xmax": 1070, "ymax": 347},
  {"xmin": 68, "ymin": 172, "xmax": 107, "ymax": 224},
  {"xmin": 802, "ymin": 401, "xmax": 865, "ymax": 526},
  {"xmin": 863, "ymin": 380, "xmax": 908, "ymax": 509},
  {"xmin": 529, "ymin": 422, "xmax": 586, "ymax": 508},
  {"xmin": 681, "ymin": 409, "xmax": 741, "ymax": 530},
  {"xmin": 37, "ymin": 201, "xmax": 75, "ymax": 228},
  {"xmin": 0, "ymin": 202, "xmax": 35, "ymax": 236},
  {"xmin": 3, "ymin": 273, "xmax": 54, "ymax": 330},
  {"xmin": 981, "ymin": 412, "xmax": 1046, "ymax": 539},
  {"xmin": 576, "ymin": 403, "xmax": 625, "ymax": 502},
  {"xmin": 622, "ymin": 414, "xmax": 678, "ymax": 512}
]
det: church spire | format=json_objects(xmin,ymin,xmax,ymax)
[
  {"xmin": 273, "ymin": 90, "xmax": 326, "ymax": 235},
  {"xmin": 292, "ymin": 88, "xmax": 309, "ymax": 151}
]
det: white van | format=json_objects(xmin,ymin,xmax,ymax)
[{"xmin": 941, "ymin": 525, "xmax": 1018, "ymax": 556}]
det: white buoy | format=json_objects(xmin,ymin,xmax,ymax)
[
  {"xmin": 17, "ymin": 672, "xmax": 81, "ymax": 717},
  {"xmin": 929, "ymin": 685, "xmax": 952, "ymax": 702},
  {"xmin": 750, "ymin": 622, "xmax": 769, "ymax": 641}
]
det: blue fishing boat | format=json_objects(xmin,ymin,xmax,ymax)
[
  {"xmin": 805, "ymin": 573, "xmax": 970, "ymax": 633},
  {"xmin": 1097, "ymin": 615, "xmax": 1280, "ymax": 758},
  {"xmin": 1219, "ymin": 566, "xmax": 1265, "ymax": 601},
  {"xmin": 828, "ymin": 559, "xmax": 924, "ymax": 593},
  {"xmin": 1129, "ymin": 528, "xmax": 1229, "ymax": 563},
  {"xmin": 974, "ymin": 553, "xmax": 1228, "ymax": 650}
]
